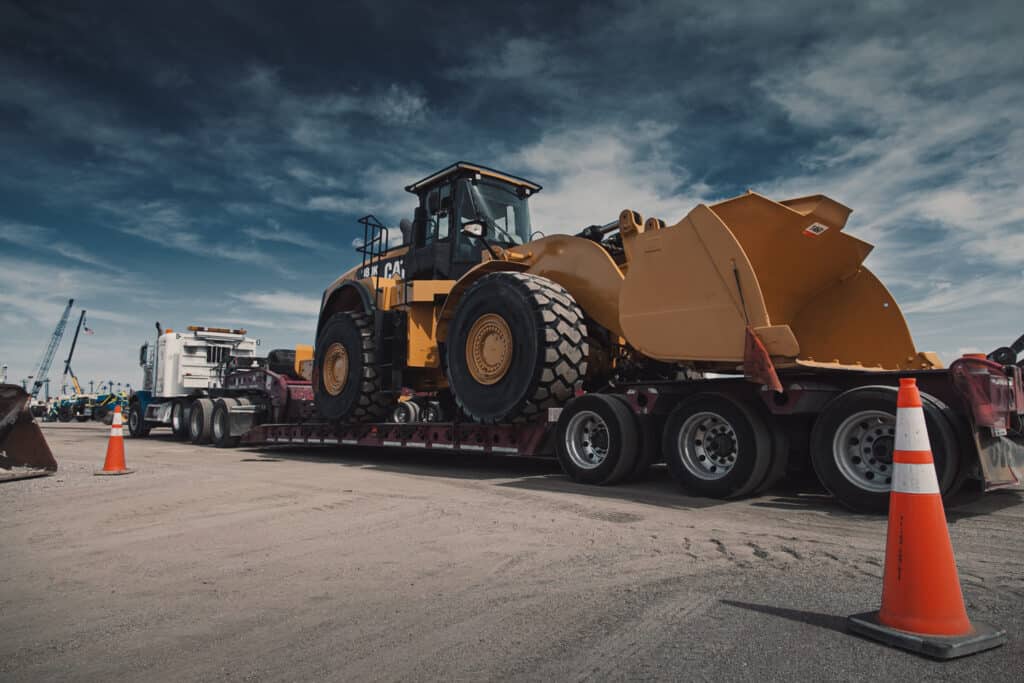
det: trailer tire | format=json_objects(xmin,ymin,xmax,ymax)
[
  {"xmin": 170, "ymin": 399, "xmax": 190, "ymax": 440},
  {"xmin": 662, "ymin": 393, "xmax": 772, "ymax": 499},
  {"xmin": 810, "ymin": 387, "xmax": 960, "ymax": 513},
  {"xmin": 447, "ymin": 272, "xmax": 587, "ymax": 423},
  {"xmin": 189, "ymin": 398, "xmax": 214, "ymax": 444},
  {"xmin": 127, "ymin": 399, "xmax": 150, "ymax": 438},
  {"xmin": 555, "ymin": 394, "xmax": 638, "ymax": 485},
  {"xmin": 314, "ymin": 311, "xmax": 391, "ymax": 422},
  {"xmin": 211, "ymin": 399, "xmax": 240, "ymax": 448}
]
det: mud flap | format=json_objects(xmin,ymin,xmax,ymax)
[{"xmin": 0, "ymin": 384, "xmax": 58, "ymax": 482}]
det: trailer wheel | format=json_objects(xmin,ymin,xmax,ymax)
[
  {"xmin": 211, "ymin": 399, "xmax": 240, "ymax": 448},
  {"xmin": 662, "ymin": 393, "xmax": 772, "ymax": 499},
  {"xmin": 313, "ymin": 311, "xmax": 391, "ymax": 422},
  {"xmin": 447, "ymin": 272, "xmax": 587, "ymax": 423},
  {"xmin": 127, "ymin": 399, "xmax": 150, "ymax": 438},
  {"xmin": 555, "ymin": 394, "xmax": 638, "ymax": 485},
  {"xmin": 170, "ymin": 399, "xmax": 190, "ymax": 440},
  {"xmin": 810, "ymin": 387, "xmax": 961, "ymax": 513},
  {"xmin": 188, "ymin": 398, "xmax": 214, "ymax": 444}
]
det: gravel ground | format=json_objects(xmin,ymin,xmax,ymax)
[{"xmin": 2, "ymin": 422, "xmax": 1022, "ymax": 681}]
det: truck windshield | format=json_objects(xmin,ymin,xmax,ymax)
[{"xmin": 461, "ymin": 179, "xmax": 532, "ymax": 245}]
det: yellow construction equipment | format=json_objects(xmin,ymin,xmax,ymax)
[
  {"xmin": 0, "ymin": 384, "xmax": 58, "ymax": 481},
  {"xmin": 313, "ymin": 162, "xmax": 937, "ymax": 424}
]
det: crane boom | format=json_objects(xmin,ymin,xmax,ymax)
[
  {"xmin": 30, "ymin": 298, "xmax": 74, "ymax": 399},
  {"xmin": 60, "ymin": 309, "xmax": 87, "ymax": 396}
]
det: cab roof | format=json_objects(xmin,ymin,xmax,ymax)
[{"xmin": 404, "ymin": 161, "xmax": 543, "ymax": 195}]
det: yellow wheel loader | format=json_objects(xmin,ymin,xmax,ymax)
[{"xmin": 309, "ymin": 162, "xmax": 1024, "ymax": 512}]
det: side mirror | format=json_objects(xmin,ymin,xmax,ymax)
[{"xmin": 462, "ymin": 222, "xmax": 484, "ymax": 238}]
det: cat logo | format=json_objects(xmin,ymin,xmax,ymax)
[{"xmin": 359, "ymin": 257, "xmax": 406, "ymax": 280}]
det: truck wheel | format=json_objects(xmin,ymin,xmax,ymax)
[
  {"xmin": 211, "ymin": 399, "xmax": 240, "ymax": 448},
  {"xmin": 93, "ymin": 406, "xmax": 109, "ymax": 422},
  {"xmin": 446, "ymin": 272, "xmax": 587, "ymax": 423},
  {"xmin": 314, "ymin": 311, "xmax": 391, "ymax": 422},
  {"xmin": 555, "ymin": 394, "xmax": 639, "ymax": 485},
  {"xmin": 810, "ymin": 387, "xmax": 961, "ymax": 513},
  {"xmin": 189, "ymin": 398, "xmax": 214, "ymax": 444},
  {"xmin": 392, "ymin": 400, "xmax": 421, "ymax": 423},
  {"xmin": 127, "ymin": 400, "xmax": 150, "ymax": 438},
  {"xmin": 57, "ymin": 404, "xmax": 73, "ymax": 422},
  {"xmin": 662, "ymin": 393, "xmax": 772, "ymax": 499},
  {"xmin": 170, "ymin": 399, "xmax": 191, "ymax": 440},
  {"xmin": 75, "ymin": 414, "xmax": 90, "ymax": 422}
]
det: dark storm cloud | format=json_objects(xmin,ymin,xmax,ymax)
[{"xmin": 0, "ymin": 0, "xmax": 1021, "ymax": 384}]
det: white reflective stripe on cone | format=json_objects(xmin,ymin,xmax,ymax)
[
  {"xmin": 895, "ymin": 406, "xmax": 929, "ymax": 452},
  {"xmin": 113, "ymin": 412, "xmax": 123, "ymax": 426},
  {"xmin": 892, "ymin": 462, "xmax": 940, "ymax": 494}
]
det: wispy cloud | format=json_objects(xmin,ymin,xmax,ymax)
[
  {"xmin": 0, "ymin": 220, "xmax": 109, "ymax": 268},
  {"xmin": 230, "ymin": 290, "xmax": 320, "ymax": 316}
]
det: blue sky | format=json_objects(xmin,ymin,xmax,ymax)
[{"xmin": 1, "ymin": 0, "xmax": 1021, "ymax": 391}]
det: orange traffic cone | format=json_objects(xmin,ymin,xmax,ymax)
[
  {"xmin": 94, "ymin": 405, "xmax": 134, "ymax": 476},
  {"xmin": 848, "ymin": 378, "xmax": 1004, "ymax": 658}
]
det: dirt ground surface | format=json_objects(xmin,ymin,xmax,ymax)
[{"xmin": 2, "ymin": 422, "xmax": 1022, "ymax": 681}]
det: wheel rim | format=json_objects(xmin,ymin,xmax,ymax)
[
  {"xmin": 322, "ymin": 342, "xmax": 349, "ymax": 396},
  {"xmin": 832, "ymin": 410, "xmax": 896, "ymax": 493},
  {"xmin": 171, "ymin": 403, "xmax": 182, "ymax": 430},
  {"xmin": 564, "ymin": 410, "xmax": 610, "ymax": 470},
  {"xmin": 677, "ymin": 412, "xmax": 738, "ymax": 481},
  {"xmin": 129, "ymin": 410, "xmax": 138, "ymax": 431},
  {"xmin": 465, "ymin": 313, "xmax": 513, "ymax": 385}
]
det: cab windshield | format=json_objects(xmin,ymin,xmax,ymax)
[{"xmin": 459, "ymin": 179, "xmax": 532, "ymax": 245}]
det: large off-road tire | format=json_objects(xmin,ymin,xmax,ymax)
[
  {"xmin": 555, "ymin": 393, "xmax": 639, "ymax": 485},
  {"xmin": 188, "ymin": 398, "xmax": 214, "ymax": 444},
  {"xmin": 446, "ymin": 272, "xmax": 588, "ymax": 423},
  {"xmin": 314, "ymin": 312, "xmax": 391, "ymax": 422},
  {"xmin": 57, "ymin": 404, "xmax": 73, "ymax": 422},
  {"xmin": 810, "ymin": 386, "xmax": 961, "ymax": 514},
  {"xmin": 127, "ymin": 399, "xmax": 150, "ymax": 438},
  {"xmin": 662, "ymin": 393, "xmax": 772, "ymax": 499}
]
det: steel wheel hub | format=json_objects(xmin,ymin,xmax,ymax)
[
  {"xmin": 322, "ymin": 342, "xmax": 349, "ymax": 396},
  {"xmin": 565, "ymin": 410, "xmax": 610, "ymax": 470},
  {"xmin": 466, "ymin": 313, "xmax": 513, "ymax": 385},
  {"xmin": 678, "ymin": 412, "xmax": 738, "ymax": 480},
  {"xmin": 832, "ymin": 410, "xmax": 897, "ymax": 492}
]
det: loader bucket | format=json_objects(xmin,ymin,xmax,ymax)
[
  {"xmin": 618, "ymin": 192, "xmax": 939, "ymax": 371},
  {"xmin": 0, "ymin": 384, "xmax": 58, "ymax": 482}
]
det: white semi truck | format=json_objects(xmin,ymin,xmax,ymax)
[{"xmin": 129, "ymin": 324, "xmax": 259, "ymax": 438}]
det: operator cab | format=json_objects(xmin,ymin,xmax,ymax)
[{"xmin": 402, "ymin": 162, "xmax": 541, "ymax": 280}]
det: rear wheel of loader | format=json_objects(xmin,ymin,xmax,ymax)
[
  {"xmin": 314, "ymin": 312, "xmax": 391, "ymax": 422},
  {"xmin": 57, "ymin": 404, "xmax": 73, "ymax": 422},
  {"xmin": 555, "ymin": 394, "xmax": 638, "ymax": 485},
  {"xmin": 662, "ymin": 393, "xmax": 772, "ymax": 499},
  {"xmin": 188, "ymin": 398, "xmax": 214, "ymax": 444},
  {"xmin": 170, "ymin": 399, "xmax": 190, "ymax": 440},
  {"xmin": 211, "ymin": 398, "xmax": 240, "ymax": 448},
  {"xmin": 446, "ymin": 273, "xmax": 587, "ymax": 423},
  {"xmin": 810, "ymin": 387, "xmax": 961, "ymax": 513},
  {"xmin": 127, "ymin": 399, "xmax": 150, "ymax": 438}
]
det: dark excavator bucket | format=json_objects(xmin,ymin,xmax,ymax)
[{"xmin": 0, "ymin": 384, "xmax": 58, "ymax": 482}]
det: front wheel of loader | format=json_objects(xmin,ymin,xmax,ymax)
[
  {"xmin": 313, "ymin": 311, "xmax": 390, "ymax": 422},
  {"xmin": 446, "ymin": 273, "xmax": 588, "ymax": 423},
  {"xmin": 662, "ymin": 393, "xmax": 772, "ymax": 499}
]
